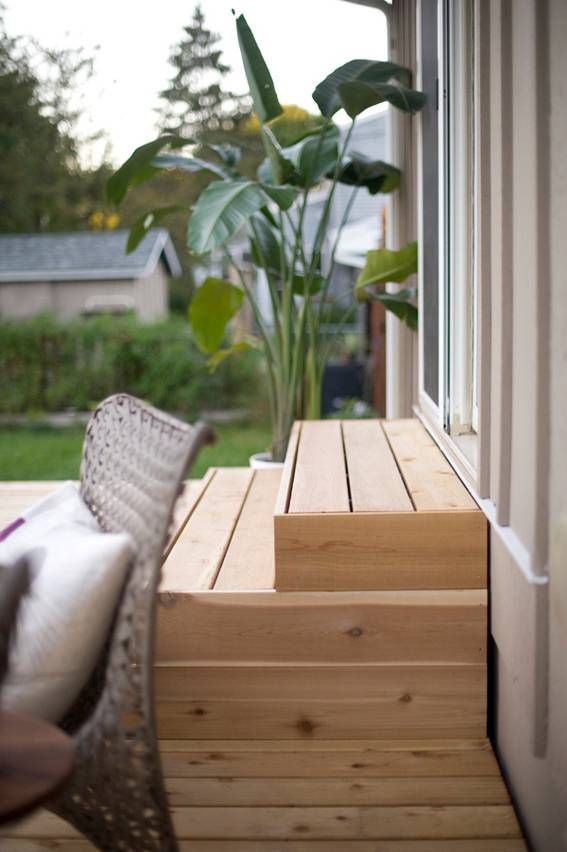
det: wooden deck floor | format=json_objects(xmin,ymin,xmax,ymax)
[{"xmin": 0, "ymin": 456, "xmax": 527, "ymax": 849}]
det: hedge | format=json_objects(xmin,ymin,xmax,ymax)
[{"xmin": 0, "ymin": 314, "xmax": 264, "ymax": 416}]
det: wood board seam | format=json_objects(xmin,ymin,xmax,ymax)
[
  {"xmin": 379, "ymin": 421, "xmax": 417, "ymax": 511},
  {"xmin": 340, "ymin": 420, "xmax": 354, "ymax": 512},
  {"xmin": 162, "ymin": 468, "xmax": 217, "ymax": 562},
  {"xmin": 209, "ymin": 471, "xmax": 257, "ymax": 590}
]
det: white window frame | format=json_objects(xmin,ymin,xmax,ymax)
[{"xmin": 417, "ymin": 0, "xmax": 481, "ymax": 487}]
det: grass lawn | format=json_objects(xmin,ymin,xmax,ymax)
[{"xmin": 0, "ymin": 420, "xmax": 273, "ymax": 481}]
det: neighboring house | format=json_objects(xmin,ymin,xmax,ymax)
[
  {"xmin": 353, "ymin": 1, "xmax": 566, "ymax": 850},
  {"xmin": 0, "ymin": 229, "xmax": 181, "ymax": 322}
]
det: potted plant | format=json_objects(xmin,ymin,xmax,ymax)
[{"xmin": 107, "ymin": 14, "xmax": 424, "ymax": 462}]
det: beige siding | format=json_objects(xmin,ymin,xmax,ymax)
[
  {"xmin": 412, "ymin": 0, "xmax": 567, "ymax": 848},
  {"xmin": 476, "ymin": 1, "xmax": 566, "ymax": 850},
  {"xmin": 0, "ymin": 261, "xmax": 169, "ymax": 322}
]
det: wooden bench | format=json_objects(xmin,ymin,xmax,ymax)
[{"xmin": 0, "ymin": 420, "xmax": 528, "ymax": 848}]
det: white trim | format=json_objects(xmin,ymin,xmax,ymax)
[{"xmin": 415, "ymin": 401, "xmax": 548, "ymax": 588}]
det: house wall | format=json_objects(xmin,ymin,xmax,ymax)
[
  {"xmin": 409, "ymin": 0, "xmax": 567, "ymax": 848},
  {"xmin": 391, "ymin": 0, "xmax": 567, "ymax": 846},
  {"xmin": 0, "ymin": 261, "xmax": 169, "ymax": 322},
  {"xmin": 482, "ymin": 1, "xmax": 567, "ymax": 848}
]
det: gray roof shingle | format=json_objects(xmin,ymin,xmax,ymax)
[{"xmin": 0, "ymin": 229, "xmax": 182, "ymax": 282}]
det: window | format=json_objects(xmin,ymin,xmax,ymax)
[{"xmin": 417, "ymin": 0, "xmax": 479, "ymax": 471}]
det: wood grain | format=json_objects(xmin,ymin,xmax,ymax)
[
  {"xmin": 160, "ymin": 743, "xmax": 499, "ymax": 779},
  {"xmin": 169, "ymin": 804, "xmax": 520, "ymax": 840},
  {"xmin": 0, "ymin": 838, "xmax": 528, "ymax": 851},
  {"xmin": 274, "ymin": 420, "xmax": 302, "ymax": 514},
  {"xmin": 214, "ymin": 470, "xmax": 281, "ymax": 590},
  {"xmin": 382, "ymin": 420, "xmax": 477, "ymax": 511},
  {"xmin": 155, "ymin": 665, "xmax": 485, "ymax": 740},
  {"xmin": 165, "ymin": 775, "xmax": 509, "ymax": 807},
  {"xmin": 155, "ymin": 589, "xmax": 487, "ymax": 664},
  {"xmin": 342, "ymin": 420, "xmax": 413, "ymax": 512},
  {"xmin": 275, "ymin": 510, "xmax": 487, "ymax": 591},
  {"xmin": 288, "ymin": 420, "xmax": 350, "ymax": 514},
  {"xmin": 160, "ymin": 468, "xmax": 252, "ymax": 592}
]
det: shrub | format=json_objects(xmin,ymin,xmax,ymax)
[{"xmin": 0, "ymin": 314, "xmax": 264, "ymax": 416}]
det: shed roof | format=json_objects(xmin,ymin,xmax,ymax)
[{"xmin": 0, "ymin": 229, "xmax": 182, "ymax": 283}]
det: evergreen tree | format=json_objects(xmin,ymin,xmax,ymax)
[{"xmin": 158, "ymin": 4, "xmax": 247, "ymax": 140}]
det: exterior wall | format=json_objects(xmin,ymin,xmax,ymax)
[
  {"xmin": 485, "ymin": 2, "xmax": 567, "ymax": 849},
  {"xmin": 0, "ymin": 261, "xmax": 169, "ymax": 322},
  {"xmin": 407, "ymin": 0, "xmax": 567, "ymax": 848},
  {"xmin": 132, "ymin": 262, "xmax": 169, "ymax": 322}
]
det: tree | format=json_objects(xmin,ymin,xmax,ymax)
[
  {"xmin": 0, "ymin": 11, "xmax": 110, "ymax": 233},
  {"xmin": 158, "ymin": 3, "xmax": 247, "ymax": 141}
]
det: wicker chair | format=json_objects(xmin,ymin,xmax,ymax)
[{"xmin": 47, "ymin": 394, "xmax": 215, "ymax": 851}]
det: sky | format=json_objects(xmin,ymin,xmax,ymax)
[{"xmin": 4, "ymin": 0, "xmax": 388, "ymax": 166}]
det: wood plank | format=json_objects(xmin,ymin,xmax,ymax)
[
  {"xmin": 165, "ymin": 775, "xmax": 509, "ymax": 807},
  {"xmin": 170, "ymin": 805, "xmax": 520, "ymax": 840},
  {"xmin": 155, "ymin": 664, "xmax": 485, "ymax": 703},
  {"xmin": 160, "ymin": 745, "xmax": 499, "ymax": 780},
  {"xmin": 165, "ymin": 473, "xmax": 214, "ymax": 556},
  {"xmin": 0, "ymin": 840, "xmax": 529, "ymax": 852},
  {"xmin": 274, "ymin": 420, "xmax": 301, "ymax": 514},
  {"xmin": 275, "ymin": 511, "xmax": 487, "ymax": 591},
  {"xmin": 288, "ymin": 421, "xmax": 350, "ymax": 514},
  {"xmin": 0, "ymin": 839, "xmax": 528, "ymax": 852},
  {"xmin": 160, "ymin": 468, "xmax": 253, "ymax": 592},
  {"xmin": 165, "ymin": 843, "xmax": 529, "ymax": 852},
  {"xmin": 214, "ymin": 470, "xmax": 281, "ymax": 590},
  {"xmin": 155, "ymin": 589, "xmax": 487, "ymax": 664},
  {"xmin": 155, "ymin": 665, "xmax": 485, "ymax": 740},
  {"xmin": 382, "ymin": 420, "xmax": 477, "ymax": 511},
  {"xmin": 342, "ymin": 420, "xmax": 413, "ymax": 512}
]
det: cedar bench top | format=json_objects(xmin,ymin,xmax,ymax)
[{"xmin": 161, "ymin": 418, "xmax": 481, "ymax": 596}]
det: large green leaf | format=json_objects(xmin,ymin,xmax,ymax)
[
  {"xmin": 313, "ymin": 60, "xmax": 412, "ymax": 118},
  {"xmin": 374, "ymin": 290, "xmax": 418, "ymax": 330},
  {"xmin": 335, "ymin": 157, "xmax": 401, "ymax": 195},
  {"xmin": 249, "ymin": 215, "xmax": 282, "ymax": 275},
  {"xmin": 285, "ymin": 126, "xmax": 339, "ymax": 187},
  {"xmin": 338, "ymin": 80, "xmax": 426, "ymax": 118},
  {"xmin": 187, "ymin": 180, "xmax": 299, "ymax": 254},
  {"xmin": 189, "ymin": 277, "xmax": 244, "ymax": 353},
  {"xmin": 260, "ymin": 125, "xmax": 296, "ymax": 185},
  {"xmin": 126, "ymin": 206, "xmax": 186, "ymax": 254},
  {"xmin": 187, "ymin": 181, "xmax": 266, "ymax": 254},
  {"xmin": 153, "ymin": 154, "xmax": 228, "ymax": 180},
  {"xmin": 106, "ymin": 135, "xmax": 187, "ymax": 205},
  {"xmin": 236, "ymin": 14, "xmax": 282, "ymax": 123},
  {"xmin": 260, "ymin": 183, "xmax": 299, "ymax": 210},
  {"xmin": 356, "ymin": 242, "xmax": 418, "ymax": 289},
  {"xmin": 259, "ymin": 125, "xmax": 339, "ymax": 188}
]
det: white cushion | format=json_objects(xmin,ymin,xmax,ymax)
[{"xmin": 0, "ymin": 482, "xmax": 134, "ymax": 723}]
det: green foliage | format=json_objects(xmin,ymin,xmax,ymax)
[
  {"xmin": 356, "ymin": 242, "xmax": 418, "ymax": 331},
  {"xmin": 189, "ymin": 278, "xmax": 244, "ymax": 352},
  {"xmin": 0, "ymin": 315, "xmax": 264, "ymax": 416},
  {"xmin": 356, "ymin": 242, "xmax": 418, "ymax": 288},
  {"xmin": 312, "ymin": 59, "xmax": 413, "ymax": 117},
  {"xmin": 109, "ymin": 12, "xmax": 425, "ymax": 459},
  {"xmin": 0, "ymin": 12, "xmax": 110, "ymax": 233},
  {"xmin": 235, "ymin": 13, "xmax": 282, "ymax": 123}
]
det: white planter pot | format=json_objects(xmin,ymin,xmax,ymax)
[{"xmin": 249, "ymin": 452, "xmax": 284, "ymax": 470}]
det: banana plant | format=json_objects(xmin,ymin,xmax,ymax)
[{"xmin": 107, "ymin": 14, "xmax": 425, "ymax": 461}]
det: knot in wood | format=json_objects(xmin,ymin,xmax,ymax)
[
  {"xmin": 347, "ymin": 626, "xmax": 364, "ymax": 638},
  {"xmin": 297, "ymin": 717, "xmax": 315, "ymax": 734}
]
